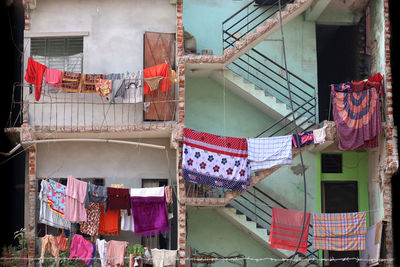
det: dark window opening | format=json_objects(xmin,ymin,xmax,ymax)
[{"xmin": 321, "ymin": 154, "xmax": 342, "ymax": 173}]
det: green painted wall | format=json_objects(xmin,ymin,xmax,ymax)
[
  {"xmin": 184, "ymin": 77, "xmax": 277, "ymax": 138},
  {"xmin": 187, "ymin": 207, "xmax": 284, "ymax": 267},
  {"xmin": 315, "ymin": 152, "xmax": 369, "ymax": 226}
]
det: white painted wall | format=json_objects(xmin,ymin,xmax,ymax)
[
  {"xmin": 24, "ymin": 0, "xmax": 177, "ymax": 127},
  {"xmin": 27, "ymin": 0, "xmax": 176, "ymax": 73}
]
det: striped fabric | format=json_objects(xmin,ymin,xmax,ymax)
[
  {"xmin": 269, "ymin": 207, "xmax": 311, "ymax": 254},
  {"xmin": 182, "ymin": 128, "xmax": 250, "ymax": 191},
  {"xmin": 247, "ymin": 135, "xmax": 292, "ymax": 171},
  {"xmin": 312, "ymin": 212, "xmax": 367, "ymax": 251}
]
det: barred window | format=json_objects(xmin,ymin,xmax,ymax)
[{"xmin": 30, "ymin": 37, "xmax": 83, "ymax": 73}]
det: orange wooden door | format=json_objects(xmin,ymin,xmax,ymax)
[{"xmin": 143, "ymin": 32, "xmax": 176, "ymax": 121}]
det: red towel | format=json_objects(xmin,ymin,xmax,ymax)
[
  {"xmin": 269, "ymin": 207, "xmax": 311, "ymax": 254},
  {"xmin": 143, "ymin": 62, "xmax": 170, "ymax": 95},
  {"xmin": 24, "ymin": 58, "xmax": 48, "ymax": 101}
]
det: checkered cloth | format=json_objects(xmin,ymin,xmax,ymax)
[
  {"xmin": 312, "ymin": 212, "xmax": 367, "ymax": 251},
  {"xmin": 247, "ymin": 135, "xmax": 292, "ymax": 171}
]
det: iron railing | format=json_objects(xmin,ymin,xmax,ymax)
[
  {"xmin": 231, "ymin": 186, "xmax": 319, "ymax": 266},
  {"xmin": 7, "ymin": 82, "xmax": 178, "ymax": 131}
]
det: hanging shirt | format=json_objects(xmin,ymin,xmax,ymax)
[
  {"xmin": 69, "ymin": 234, "xmax": 95, "ymax": 266},
  {"xmin": 105, "ymin": 240, "xmax": 128, "ymax": 266},
  {"xmin": 150, "ymin": 249, "xmax": 177, "ymax": 267},
  {"xmin": 312, "ymin": 212, "xmax": 367, "ymax": 251},
  {"xmin": 47, "ymin": 179, "xmax": 67, "ymax": 217},
  {"xmin": 269, "ymin": 207, "xmax": 311, "ymax": 254},
  {"xmin": 64, "ymin": 177, "xmax": 87, "ymax": 223},
  {"xmin": 40, "ymin": 235, "xmax": 60, "ymax": 267},
  {"xmin": 85, "ymin": 183, "xmax": 108, "ymax": 212},
  {"xmin": 182, "ymin": 128, "xmax": 250, "ymax": 191},
  {"xmin": 360, "ymin": 222, "xmax": 383, "ymax": 267},
  {"xmin": 39, "ymin": 180, "xmax": 71, "ymax": 230},
  {"xmin": 24, "ymin": 57, "xmax": 48, "ymax": 101},
  {"xmin": 96, "ymin": 239, "xmax": 108, "ymax": 267},
  {"xmin": 248, "ymin": 135, "xmax": 292, "ymax": 171}
]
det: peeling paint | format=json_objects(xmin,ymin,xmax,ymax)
[{"xmin": 290, "ymin": 163, "xmax": 309, "ymax": 175}]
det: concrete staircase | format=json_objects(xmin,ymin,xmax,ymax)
[
  {"xmin": 216, "ymin": 205, "xmax": 318, "ymax": 266},
  {"xmin": 210, "ymin": 69, "xmax": 314, "ymax": 131},
  {"xmin": 181, "ymin": 0, "xmax": 314, "ymax": 69}
]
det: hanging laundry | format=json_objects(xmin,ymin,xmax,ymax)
[
  {"xmin": 39, "ymin": 180, "xmax": 71, "ymax": 229},
  {"xmin": 292, "ymin": 131, "xmax": 314, "ymax": 148},
  {"xmin": 47, "ymin": 179, "xmax": 67, "ymax": 217},
  {"xmin": 69, "ymin": 234, "xmax": 95, "ymax": 266},
  {"xmin": 105, "ymin": 240, "xmax": 128, "ymax": 266},
  {"xmin": 64, "ymin": 176, "xmax": 87, "ymax": 223},
  {"xmin": 98, "ymin": 203, "xmax": 120, "ymax": 236},
  {"xmin": 96, "ymin": 239, "xmax": 108, "ymax": 267},
  {"xmin": 122, "ymin": 72, "xmax": 143, "ymax": 103},
  {"xmin": 248, "ymin": 135, "xmax": 292, "ymax": 171},
  {"xmin": 54, "ymin": 232, "xmax": 69, "ymax": 251},
  {"xmin": 182, "ymin": 128, "xmax": 250, "ymax": 191},
  {"xmin": 59, "ymin": 71, "xmax": 82, "ymax": 92},
  {"xmin": 143, "ymin": 62, "xmax": 170, "ymax": 95},
  {"xmin": 95, "ymin": 78, "xmax": 112, "ymax": 98},
  {"xmin": 130, "ymin": 187, "xmax": 170, "ymax": 236},
  {"xmin": 165, "ymin": 185, "xmax": 173, "ymax": 204},
  {"xmin": 312, "ymin": 212, "xmax": 367, "ymax": 251},
  {"xmin": 24, "ymin": 58, "xmax": 48, "ymax": 101},
  {"xmin": 130, "ymin": 186, "xmax": 165, "ymax": 197},
  {"xmin": 44, "ymin": 67, "xmax": 62, "ymax": 88},
  {"xmin": 107, "ymin": 187, "xmax": 131, "ymax": 215},
  {"xmin": 368, "ymin": 72, "xmax": 384, "ymax": 96},
  {"xmin": 79, "ymin": 202, "xmax": 101, "ymax": 236},
  {"xmin": 82, "ymin": 73, "xmax": 106, "ymax": 93},
  {"xmin": 313, "ymin": 126, "xmax": 327, "ymax": 145},
  {"xmin": 85, "ymin": 183, "xmax": 108, "ymax": 212},
  {"xmin": 269, "ymin": 207, "xmax": 311, "ymax": 254},
  {"xmin": 121, "ymin": 209, "xmax": 135, "ymax": 232},
  {"xmin": 150, "ymin": 249, "xmax": 177, "ymax": 267},
  {"xmin": 360, "ymin": 221, "xmax": 383, "ymax": 267},
  {"xmin": 105, "ymin": 73, "xmax": 123, "ymax": 80},
  {"xmin": 331, "ymin": 80, "xmax": 382, "ymax": 150},
  {"xmin": 39, "ymin": 235, "xmax": 60, "ymax": 267}
]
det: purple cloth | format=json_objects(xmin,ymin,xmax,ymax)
[
  {"xmin": 130, "ymin": 196, "xmax": 170, "ymax": 236},
  {"xmin": 331, "ymin": 81, "xmax": 382, "ymax": 150}
]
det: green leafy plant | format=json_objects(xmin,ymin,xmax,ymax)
[{"xmin": 0, "ymin": 228, "xmax": 28, "ymax": 267}]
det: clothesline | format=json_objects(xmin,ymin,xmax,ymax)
[{"xmin": 1, "ymin": 256, "xmax": 393, "ymax": 262}]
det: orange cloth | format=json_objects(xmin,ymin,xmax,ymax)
[
  {"xmin": 143, "ymin": 62, "xmax": 170, "ymax": 95},
  {"xmin": 98, "ymin": 203, "xmax": 120, "ymax": 236}
]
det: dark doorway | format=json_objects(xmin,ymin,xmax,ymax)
[
  {"xmin": 316, "ymin": 25, "xmax": 358, "ymax": 122},
  {"xmin": 322, "ymin": 181, "xmax": 359, "ymax": 267}
]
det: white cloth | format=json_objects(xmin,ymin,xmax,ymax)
[
  {"xmin": 38, "ymin": 180, "xmax": 71, "ymax": 230},
  {"xmin": 247, "ymin": 135, "xmax": 292, "ymax": 171},
  {"xmin": 96, "ymin": 239, "xmax": 108, "ymax": 267},
  {"xmin": 361, "ymin": 222, "xmax": 382, "ymax": 267},
  {"xmin": 120, "ymin": 209, "xmax": 135, "ymax": 232},
  {"xmin": 313, "ymin": 126, "xmax": 327, "ymax": 144},
  {"xmin": 123, "ymin": 71, "xmax": 143, "ymax": 103},
  {"xmin": 130, "ymin": 186, "xmax": 165, "ymax": 197},
  {"xmin": 151, "ymin": 249, "xmax": 177, "ymax": 267}
]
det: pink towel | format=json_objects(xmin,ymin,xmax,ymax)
[
  {"xmin": 65, "ymin": 177, "xmax": 87, "ymax": 222},
  {"xmin": 44, "ymin": 68, "xmax": 62, "ymax": 88},
  {"xmin": 69, "ymin": 234, "xmax": 94, "ymax": 265}
]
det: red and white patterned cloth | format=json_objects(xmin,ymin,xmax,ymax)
[{"xmin": 182, "ymin": 128, "xmax": 250, "ymax": 191}]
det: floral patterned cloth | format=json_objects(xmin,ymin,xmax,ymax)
[
  {"xmin": 182, "ymin": 128, "xmax": 250, "ymax": 191},
  {"xmin": 292, "ymin": 131, "xmax": 314, "ymax": 148},
  {"xmin": 95, "ymin": 78, "xmax": 112, "ymax": 98},
  {"xmin": 47, "ymin": 179, "xmax": 67, "ymax": 216}
]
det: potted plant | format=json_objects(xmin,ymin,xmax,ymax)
[{"xmin": 0, "ymin": 228, "xmax": 28, "ymax": 267}]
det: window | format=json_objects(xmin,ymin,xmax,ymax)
[
  {"xmin": 30, "ymin": 37, "xmax": 83, "ymax": 73},
  {"xmin": 321, "ymin": 154, "xmax": 343, "ymax": 173}
]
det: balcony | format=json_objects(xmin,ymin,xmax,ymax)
[{"xmin": 8, "ymin": 81, "xmax": 179, "ymax": 136}]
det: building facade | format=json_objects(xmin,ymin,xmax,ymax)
[{"xmin": 4, "ymin": 0, "xmax": 398, "ymax": 266}]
